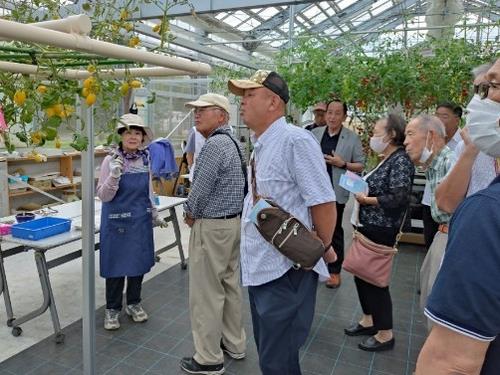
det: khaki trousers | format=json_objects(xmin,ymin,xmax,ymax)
[
  {"xmin": 189, "ymin": 217, "xmax": 246, "ymax": 365},
  {"xmin": 419, "ymin": 231, "xmax": 448, "ymax": 331}
]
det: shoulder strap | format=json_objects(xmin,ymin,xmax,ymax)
[{"xmin": 210, "ymin": 130, "xmax": 248, "ymax": 196}]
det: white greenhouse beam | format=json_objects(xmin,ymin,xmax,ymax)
[
  {"xmin": 137, "ymin": 0, "xmax": 320, "ymax": 18},
  {"xmin": 0, "ymin": 61, "xmax": 194, "ymax": 78},
  {"xmin": 0, "ymin": 18, "xmax": 212, "ymax": 75},
  {"xmin": 135, "ymin": 23, "xmax": 259, "ymax": 69}
]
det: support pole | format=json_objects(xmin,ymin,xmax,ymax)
[{"xmin": 81, "ymin": 106, "xmax": 96, "ymax": 375}]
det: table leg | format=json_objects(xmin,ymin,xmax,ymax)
[
  {"xmin": 169, "ymin": 207, "xmax": 187, "ymax": 270},
  {"xmin": 154, "ymin": 207, "xmax": 187, "ymax": 270},
  {"xmin": 0, "ymin": 246, "xmax": 15, "ymax": 327},
  {"xmin": 10, "ymin": 250, "xmax": 64, "ymax": 343}
]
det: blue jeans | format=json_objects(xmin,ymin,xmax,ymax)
[{"xmin": 248, "ymin": 268, "xmax": 318, "ymax": 375}]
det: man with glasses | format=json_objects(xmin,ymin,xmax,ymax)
[
  {"xmin": 181, "ymin": 93, "xmax": 247, "ymax": 375},
  {"xmin": 436, "ymin": 62, "xmax": 497, "ymax": 214},
  {"xmin": 416, "ymin": 58, "xmax": 500, "ymax": 375}
]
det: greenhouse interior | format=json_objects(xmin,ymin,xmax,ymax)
[{"xmin": 0, "ymin": 0, "xmax": 499, "ymax": 374}]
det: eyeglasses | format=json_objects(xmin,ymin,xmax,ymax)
[
  {"xmin": 193, "ymin": 107, "xmax": 221, "ymax": 115},
  {"xmin": 476, "ymin": 81, "xmax": 500, "ymax": 99}
]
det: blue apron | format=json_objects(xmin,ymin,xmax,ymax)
[{"xmin": 100, "ymin": 169, "xmax": 154, "ymax": 278}]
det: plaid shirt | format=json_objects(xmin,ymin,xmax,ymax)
[
  {"xmin": 183, "ymin": 125, "xmax": 245, "ymax": 218},
  {"xmin": 426, "ymin": 145, "xmax": 456, "ymax": 224}
]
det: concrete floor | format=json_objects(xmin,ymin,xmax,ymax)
[{"xmin": 0, "ymin": 206, "xmax": 190, "ymax": 363}]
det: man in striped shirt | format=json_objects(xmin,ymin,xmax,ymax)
[{"xmin": 228, "ymin": 70, "xmax": 337, "ymax": 375}]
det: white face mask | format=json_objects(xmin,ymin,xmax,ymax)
[
  {"xmin": 419, "ymin": 132, "xmax": 433, "ymax": 164},
  {"xmin": 466, "ymin": 94, "xmax": 500, "ymax": 158},
  {"xmin": 369, "ymin": 135, "xmax": 389, "ymax": 154}
]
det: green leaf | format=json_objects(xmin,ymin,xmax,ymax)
[
  {"xmin": 15, "ymin": 131, "xmax": 28, "ymax": 143},
  {"xmin": 44, "ymin": 116, "xmax": 62, "ymax": 128},
  {"xmin": 70, "ymin": 134, "xmax": 89, "ymax": 151},
  {"xmin": 82, "ymin": 3, "xmax": 91, "ymax": 11},
  {"xmin": 146, "ymin": 92, "xmax": 156, "ymax": 104},
  {"xmin": 43, "ymin": 127, "xmax": 57, "ymax": 141}
]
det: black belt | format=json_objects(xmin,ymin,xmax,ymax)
[{"xmin": 205, "ymin": 213, "xmax": 241, "ymax": 220}]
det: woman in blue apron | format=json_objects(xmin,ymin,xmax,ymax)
[{"xmin": 96, "ymin": 113, "xmax": 157, "ymax": 330}]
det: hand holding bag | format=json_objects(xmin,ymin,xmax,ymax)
[{"xmin": 251, "ymin": 157, "xmax": 325, "ymax": 269}]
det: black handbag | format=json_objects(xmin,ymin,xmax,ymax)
[{"xmin": 250, "ymin": 157, "xmax": 325, "ymax": 269}]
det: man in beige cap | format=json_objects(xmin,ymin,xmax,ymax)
[
  {"xmin": 305, "ymin": 102, "xmax": 327, "ymax": 131},
  {"xmin": 180, "ymin": 93, "xmax": 247, "ymax": 375},
  {"xmin": 228, "ymin": 71, "xmax": 337, "ymax": 375}
]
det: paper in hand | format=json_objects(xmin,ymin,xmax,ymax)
[{"xmin": 339, "ymin": 171, "xmax": 368, "ymax": 194}]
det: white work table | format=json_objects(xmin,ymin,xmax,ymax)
[{"xmin": 0, "ymin": 196, "xmax": 187, "ymax": 342}]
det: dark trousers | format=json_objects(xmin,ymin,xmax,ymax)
[
  {"xmin": 248, "ymin": 269, "xmax": 318, "ymax": 375},
  {"xmin": 481, "ymin": 337, "xmax": 500, "ymax": 375},
  {"xmin": 105, "ymin": 275, "xmax": 144, "ymax": 310},
  {"xmin": 354, "ymin": 277, "xmax": 393, "ymax": 330},
  {"xmin": 328, "ymin": 202, "xmax": 345, "ymax": 274},
  {"xmin": 422, "ymin": 205, "xmax": 438, "ymax": 250}
]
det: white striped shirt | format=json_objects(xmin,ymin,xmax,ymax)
[{"xmin": 240, "ymin": 117, "xmax": 336, "ymax": 286}]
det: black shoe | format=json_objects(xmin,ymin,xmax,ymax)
[
  {"xmin": 344, "ymin": 323, "xmax": 377, "ymax": 337},
  {"xmin": 221, "ymin": 342, "xmax": 246, "ymax": 360},
  {"xmin": 180, "ymin": 357, "xmax": 225, "ymax": 374},
  {"xmin": 358, "ymin": 336, "xmax": 395, "ymax": 352}
]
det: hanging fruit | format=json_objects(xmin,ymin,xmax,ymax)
[
  {"xmin": 85, "ymin": 93, "xmax": 97, "ymax": 106},
  {"xmin": 130, "ymin": 80, "xmax": 142, "ymax": 88},
  {"xmin": 128, "ymin": 36, "xmax": 140, "ymax": 48},
  {"xmin": 120, "ymin": 82, "xmax": 130, "ymax": 96},
  {"xmin": 36, "ymin": 85, "xmax": 47, "ymax": 94},
  {"xmin": 13, "ymin": 90, "xmax": 27, "ymax": 106}
]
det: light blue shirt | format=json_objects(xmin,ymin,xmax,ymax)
[{"xmin": 240, "ymin": 117, "xmax": 336, "ymax": 286}]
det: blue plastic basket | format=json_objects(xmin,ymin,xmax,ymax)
[{"xmin": 11, "ymin": 217, "xmax": 72, "ymax": 241}]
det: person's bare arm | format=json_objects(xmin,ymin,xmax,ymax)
[
  {"xmin": 416, "ymin": 325, "xmax": 489, "ymax": 375},
  {"xmin": 186, "ymin": 152, "xmax": 194, "ymax": 167},
  {"xmin": 436, "ymin": 131, "xmax": 479, "ymax": 214},
  {"xmin": 310, "ymin": 202, "xmax": 337, "ymax": 262}
]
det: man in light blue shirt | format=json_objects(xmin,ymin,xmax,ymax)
[{"xmin": 228, "ymin": 70, "xmax": 337, "ymax": 375}]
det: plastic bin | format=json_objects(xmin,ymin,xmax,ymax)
[{"xmin": 11, "ymin": 217, "xmax": 72, "ymax": 241}]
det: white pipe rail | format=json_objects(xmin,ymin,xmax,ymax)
[
  {"xmin": 0, "ymin": 61, "xmax": 194, "ymax": 78},
  {"xmin": 31, "ymin": 14, "xmax": 92, "ymax": 35},
  {"xmin": 0, "ymin": 18, "xmax": 211, "ymax": 75}
]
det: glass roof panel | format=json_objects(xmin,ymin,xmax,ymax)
[
  {"xmin": 302, "ymin": 5, "xmax": 322, "ymax": 19},
  {"xmin": 336, "ymin": 0, "xmax": 358, "ymax": 11},
  {"xmin": 215, "ymin": 12, "xmax": 227, "ymax": 20},
  {"xmin": 259, "ymin": 7, "xmax": 281, "ymax": 20},
  {"xmin": 232, "ymin": 10, "xmax": 250, "ymax": 22},
  {"xmin": 222, "ymin": 15, "xmax": 244, "ymax": 27},
  {"xmin": 370, "ymin": 0, "xmax": 394, "ymax": 17},
  {"xmin": 310, "ymin": 12, "xmax": 328, "ymax": 24}
]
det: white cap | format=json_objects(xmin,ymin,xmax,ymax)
[
  {"xmin": 116, "ymin": 113, "xmax": 153, "ymax": 146},
  {"xmin": 185, "ymin": 93, "xmax": 230, "ymax": 114}
]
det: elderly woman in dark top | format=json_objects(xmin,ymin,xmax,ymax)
[{"xmin": 344, "ymin": 113, "xmax": 414, "ymax": 352}]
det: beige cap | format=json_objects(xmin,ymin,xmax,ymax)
[
  {"xmin": 116, "ymin": 113, "xmax": 153, "ymax": 146},
  {"xmin": 313, "ymin": 102, "xmax": 327, "ymax": 112},
  {"xmin": 185, "ymin": 93, "xmax": 230, "ymax": 113},
  {"xmin": 228, "ymin": 70, "xmax": 289, "ymax": 103}
]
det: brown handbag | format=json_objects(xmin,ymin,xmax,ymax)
[
  {"xmin": 342, "ymin": 211, "xmax": 407, "ymax": 288},
  {"xmin": 251, "ymin": 158, "xmax": 325, "ymax": 269}
]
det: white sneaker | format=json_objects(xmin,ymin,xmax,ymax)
[
  {"xmin": 104, "ymin": 309, "xmax": 120, "ymax": 330},
  {"xmin": 125, "ymin": 303, "xmax": 148, "ymax": 322}
]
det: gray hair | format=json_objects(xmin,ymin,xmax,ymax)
[
  {"xmin": 471, "ymin": 62, "xmax": 494, "ymax": 79},
  {"xmin": 414, "ymin": 114, "xmax": 446, "ymax": 138}
]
